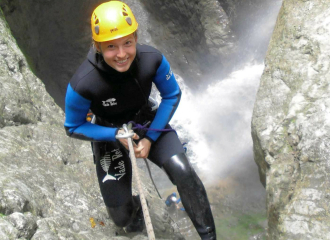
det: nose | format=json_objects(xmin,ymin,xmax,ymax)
[{"xmin": 117, "ymin": 46, "xmax": 126, "ymax": 58}]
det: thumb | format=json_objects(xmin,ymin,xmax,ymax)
[
  {"xmin": 132, "ymin": 133, "xmax": 140, "ymax": 140},
  {"xmin": 135, "ymin": 144, "xmax": 144, "ymax": 151}
]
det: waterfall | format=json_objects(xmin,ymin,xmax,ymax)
[{"xmin": 171, "ymin": 64, "xmax": 264, "ymax": 179}]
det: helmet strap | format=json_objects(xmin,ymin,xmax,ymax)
[{"xmin": 93, "ymin": 41, "xmax": 102, "ymax": 54}]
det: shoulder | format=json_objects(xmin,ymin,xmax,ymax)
[
  {"xmin": 136, "ymin": 44, "xmax": 163, "ymax": 62},
  {"xmin": 70, "ymin": 60, "xmax": 95, "ymax": 88},
  {"xmin": 137, "ymin": 44, "xmax": 162, "ymax": 55},
  {"xmin": 136, "ymin": 44, "xmax": 168, "ymax": 74},
  {"xmin": 69, "ymin": 59, "xmax": 98, "ymax": 99}
]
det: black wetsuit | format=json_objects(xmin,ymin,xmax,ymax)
[
  {"xmin": 64, "ymin": 44, "xmax": 216, "ymax": 240},
  {"xmin": 64, "ymin": 43, "xmax": 184, "ymax": 204}
]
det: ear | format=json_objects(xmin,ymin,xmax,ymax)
[
  {"xmin": 133, "ymin": 32, "xmax": 138, "ymax": 42},
  {"xmin": 94, "ymin": 41, "xmax": 101, "ymax": 53}
]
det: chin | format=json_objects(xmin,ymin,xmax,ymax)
[
  {"xmin": 107, "ymin": 61, "xmax": 132, "ymax": 73},
  {"xmin": 115, "ymin": 65, "xmax": 130, "ymax": 72}
]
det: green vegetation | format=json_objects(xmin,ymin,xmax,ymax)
[
  {"xmin": 215, "ymin": 212, "xmax": 267, "ymax": 240},
  {"xmin": 0, "ymin": 6, "xmax": 37, "ymax": 76},
  {"xmin": 19, "ymin": 47, "xmax": 38, "ymax": 76}
]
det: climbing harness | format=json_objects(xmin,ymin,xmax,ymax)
[
  {"xmin": 89, "ymin": 109, "xmax": 187, "ymax": 204},
  {"xmin": 116, "ymin": 124, "xmax": 156, "ymax": 240}
]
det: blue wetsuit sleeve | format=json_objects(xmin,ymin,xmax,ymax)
[
  {"xmin": 146, "ymin": 55, "xmax": 181, "ymax": 142},
  {"xmin": 64, "ymin": 83, "xmax": 117, "ymax": 141}
]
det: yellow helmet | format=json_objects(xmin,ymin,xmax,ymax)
[{"xmin": 91, "ymin": 1, "xmax": 138, "ymax": 42}]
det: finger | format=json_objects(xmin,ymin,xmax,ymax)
[
  {"xmin": 134, "ymin": 145, "xmax": 144, "ymax": 152},
  {"xmin": 135, "ymin": 150, "xmax": 142, "ymax": 157},
  {"xmin": 132, "ymin": 133, "xmax": 140, "ymax": 140},
  {"xmin": 134, "ymin": 149, "xmax": 142, "ymax": 155},
  {"xmin": 140, "ymin": 151, "xmax": 148, "ymax": 159}
]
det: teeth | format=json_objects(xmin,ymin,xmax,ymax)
[{"xmin": 117, "ymin": 59, "xmax": 128, "ymax": 64}]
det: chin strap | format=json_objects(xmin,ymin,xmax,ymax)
[{"xmin": 116, "ymin": 123, "xmax": 156, "ymax": 240}]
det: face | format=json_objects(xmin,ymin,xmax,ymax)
[{"xmin": 96, "ymin": 33, "xmax": 137, "ymax": 72}]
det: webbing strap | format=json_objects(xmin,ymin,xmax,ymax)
[{"xmin": 128, "ymin": 121, "xmax": 176, "ymax": 132}]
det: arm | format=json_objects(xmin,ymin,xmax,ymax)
[
  {"xmin": 145, "ymin": 55, "xmax": 181, "ymax": 142},
  {"xmin": 64, "ymin": 83, "xmax": 118, "ymax": 142}
]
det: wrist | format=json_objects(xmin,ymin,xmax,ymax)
[{"xmin": 144, "ymin": 136, "xmax": 154, "ymax": 145}]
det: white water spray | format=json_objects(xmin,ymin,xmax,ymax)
[{"xmin": 170, "ymin": 64, "xmax": 264, "ymax": 180}]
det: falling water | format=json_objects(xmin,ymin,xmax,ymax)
[{"xmin": 172, "ymin": 64, "xmax": 264, "ymax": 177}]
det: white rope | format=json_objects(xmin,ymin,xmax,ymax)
[{"xmin": 116, "ymin": 124, "xmax": 156, "ymax": 240}]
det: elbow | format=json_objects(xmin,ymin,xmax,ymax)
[
  {"xmin": 172, "ymin": 89, "xmax": 181, "ymax": 107},
  {"xmin": 164, "ymin": 88, "xmax": 181, "ymax": 101},
  {"xmin": 64, "ymin": 126, "xmax": 74, "ymax": 137},
  {"xmin": 64, "ymin": 117, "xmax": 86, "ymax": 138},
  {"xmin": 63, "ymin": 123, "xmax": 96, "ymax": 141},
  {"xmin": 176, "ymin": 89, "xmax": 182, "ymax": 103}
]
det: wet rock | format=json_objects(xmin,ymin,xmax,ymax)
[{"xmin": 252, "ymin": 0, "xmax": 330, "ymax": 239}]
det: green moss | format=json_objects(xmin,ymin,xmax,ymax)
[
  {"xmin": 215, "ymin": 212, "xmax": 267, "ymax": 240},
  {"xmin": 0, "ymin": 7, "xmax": 37, "ymax": 76},
  {"xmin": 19, "ymin": 47, "xmax": 37, "ymax": 76}
]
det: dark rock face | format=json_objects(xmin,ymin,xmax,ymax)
[
  {"xmin": 0, "ymin": 0, "xmax": 235, "ymax": 109},
  {"xmin": 0, "ymin": 0, "xmax": 106, "ymax": 109},
  {"xmin": 0, "ymin": 9, "xmax": 183, "ymax": 240},
  {"xmin": 252, "ymin": 0, "xmax": 330, "ymax": 239},
  {"xmin": 218, "ymin": 0, "xmax": 284, "ymax": 64},
  {"xmin": 140, "ymin": 0, "xmax": 235, "ymax": 79}
]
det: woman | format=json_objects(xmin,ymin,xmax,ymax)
[{"xmin": 64, "ymin": 1, "xmax": 216, "ymax": 239}]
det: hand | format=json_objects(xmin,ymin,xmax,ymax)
[
  {"xmin": 135, "ymin": 138, "xmax": 151, "ymax": 159},
  {"xmin": 117, "ymin": 129, "xmax": 140, "ymax": 150}
]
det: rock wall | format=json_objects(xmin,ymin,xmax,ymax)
[
  {"xmin": 0, "ymin": 8, "xmax": 183, "ymax": 240},
  {"xmin": 252, "ymin": 0, "xmax": 330, "ymax": 239}
]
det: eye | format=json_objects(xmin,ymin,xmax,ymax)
[
  {"xmin": 125, "ymin": 40, "xmax": 132, "ymax": 45},
  {"xmin": 107, "ymin": 44, "xmax": 115, "ymax": 49}
]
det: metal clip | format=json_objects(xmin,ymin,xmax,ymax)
[{"xmin": 115, "ymin": 124, "xmax": 134, "ymax": 139}]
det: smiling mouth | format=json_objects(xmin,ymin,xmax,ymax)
[{"xmin": 116, "ymin": 58, "xmax": 129, "ymax": 65}]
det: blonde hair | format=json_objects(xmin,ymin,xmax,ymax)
[{"xmin": 92, "ymin": 31, "xmax": 138, "ymax": 54}]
